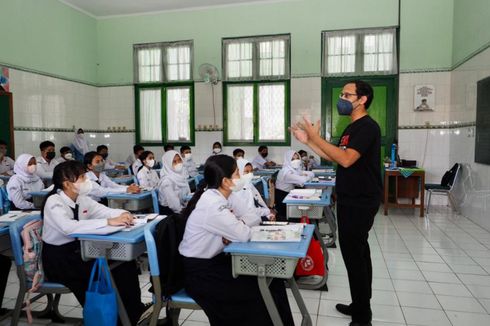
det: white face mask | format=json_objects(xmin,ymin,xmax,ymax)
[
  {"xmin": 184, "ymin": 153, "xmax": 192, "ymax": 161},
  {"xmin": 230, "ymin": 177, "xmax": 247, "ymax": 192},
  {"xmin": 213, "ymin": 148, "xmax": 221, "ymax": 154},
  {"xmin": 291, "ymin": 159, "xmax": 302, "ymax": 170},
  {"xmin": 146, "ymin": 159, "xmax": 155, "ymax": 168},
  {"xmin": 74, "ymin": 179, "xmax": 93, "ymax": 196},
  {"xmin": 27, "ymin": 165, "xmax": 37, "ymax": 174},
  {"xmin": 173, "ymin": 163, "xmax": 184, "ymax": 172},
  {"xmin": 64, "ymin": 153, "xmax": 73, "ymax": 160},
  {"xmin": 242, "ymin": 172, "xmax": 254, "ymax": 184}
]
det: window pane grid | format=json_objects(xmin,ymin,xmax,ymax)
[
  {"xmin": 226, "ymin": 42, "xmax": 253, "ymax": 79},
  {"xmin": 226, "ymin": 85, "xmax": 254, "ymax": 141},
  {"xmin": 258, "ymin": 84, "xmax": 285, "ymax": 141},
  {"xmin": 166, "ymin": 87, "xmax": 191, "ymax": 142},
  {"xmin": 139, "ymin": 89, "xmax": 162, "ymax": 142}
]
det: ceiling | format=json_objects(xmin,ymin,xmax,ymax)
[{"xmin": 59, "ymin": 0, "xmax": 289, "ymax": 18}]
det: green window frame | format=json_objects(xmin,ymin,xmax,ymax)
[
  {"xmin": 135, "ymin": 82, "xmax": 195, "ymax": 146},
  {"xmin": 222, "ymin": 34, "xmax": 291, "ymax": 146}
]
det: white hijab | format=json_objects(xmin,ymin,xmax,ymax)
[
  {"xmin": 73, "ymin": 132, "xmax": 89, "ymax": 154},
  {"xmin": 236, "ymin": 158, "xmax": 252, "ymax": 176},
  {"xmin": 14, "ymin": 154, "xmax": 41, "ymax": 182},
  {"xmin": 160, "ymin": 150, "xmax": 189, "ymax": 189},
  {"xmin": 278, "ymin": 150, "xmax": 299, "ymax": 180}
]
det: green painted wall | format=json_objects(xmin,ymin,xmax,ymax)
[
  {"xmin": 96, "ymin": 0, "xmax": 400, "ymax": 85},
  {"xmin": 0, "ymin": 0, "xmax": 97, "ymax": 83},
  {"xmin": 400, "ymin": 0, "xmax": 454, "ymax": 71},
  {"xmin": 452, "ymin": 0, "xmax": 490, "ymax": 66}
]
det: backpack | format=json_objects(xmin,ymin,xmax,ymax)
[
  {"xmin": 151, "ymin": 214, "xmax": 188, "ymax": 297},
  {"xmin": 441, "ymin": 163, "xmax": 459, "ymax": 187},
  {"xmin": 21, "ymin": 219, "xmax": 44, "ymax": 323}
]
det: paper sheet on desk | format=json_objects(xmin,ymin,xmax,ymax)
[
  {"xmin": 251, "ymin": 224, "xmax": 304, "ymax": 242},
  {"xmin": 69, "ymin": 225, "xmax": 125, "ymax": 236},
  {"xmin": 0, "ymin": 211, "xmax": 41, "ymax": 223}
]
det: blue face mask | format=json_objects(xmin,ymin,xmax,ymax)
[{"xmin": 337, "ymin": 98, "xmax": 355, "ymax": 116}]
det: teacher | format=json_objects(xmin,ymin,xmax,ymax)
[{"xmin": 291, "ymin": 80, "xmax": 382, "ymax": 326}]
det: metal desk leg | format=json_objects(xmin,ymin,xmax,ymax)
[
  {"xmin": 257, "ymin": 275, "xmax": 283, "ymax": 326},
  {"xmin": 288, "ymin": 278, "xmax": 313, "ymax": 326},
  {"xmin": 323, "ymin": 205, "xmax": 337, "ymax": 245}
]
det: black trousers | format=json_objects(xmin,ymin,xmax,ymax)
[
  {"xmin": 337, "ymin": 203, "xmax": 378, "ymax": 323},
  {"xmin": 42, "ymin": 241, "xmax": 145, "ymax": 325},
  {"xmin": 183, "ymin": 254, "xmax": 294, "ymax": 326},
  {"xmin": 158, "ymin": 205, "xmax": 175, "ymax": 216},
  {"xmin": 0, "ymin": 254, "xmax": 11, "ymax": 308},
  {"xmin": 274, "ymin": 189, "xmax": 289, "ymax": 221}
]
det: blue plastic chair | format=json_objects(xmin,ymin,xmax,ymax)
[
  {"xmin": 194, "ymin": 175, "xmax": 204, "ymax": 187},
  {"xmin": 143, "ymin": 221, "xmax": 200, "ymax": 326},
  {"xmin": 9, "ymin": 215, "xmax": 75, "ymax": 325},
  {"xmin": 151, "ymin": 189, "xmax": 159, "ymax": 214},
  {"xmin": 0, "ymin": 186, "xmax": 10, "ymax": 215}
]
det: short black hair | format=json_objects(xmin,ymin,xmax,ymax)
[
  {"xmin": 180, "ymin": 145, "xmax": 191, "ymax": 153},
  {"xmin": 83, "ymin": 151, "xmax": 102, "ymax": 168},
  {"xmin": 233, "ymin": 148, "xmax": 245, "ymax": 157},
  {"xmin": 96, "ymin": 145, "xmax": 108, "ymax": 152},
  {"xmin": 133, "ymin": 145, "xmax": 144, "ymax": 154},
  {"xmin": 258, "ymin": 145, "xmax": 268, "ymax": 152},
  {"xmin": 298, "ymin": 150, "xmax": 307, "ymax": 156},
  {"xmin": 60, "ymin": 146, "xmax": 71, "ymax": 154},
  {"xmin": 0, "ymin": 140, "xmax": 7, "ymax": 146},
  {"xmin": 139, "ymin": 151, "xmax": 154, "ymax": 163},
  {"xmin": 40, "ymin": 141, "xmax": 55, "ymax": 151},
  {"xmin": 348, "ymin": 80, "xmax": 374, "ymax": 109},
  {"xmin": 164, "ymin": 144, "xmax": 174, "ymax": 152},
  {"xmin": 213, "ymin": 142, "xmax": 222, "ymax": 148}
]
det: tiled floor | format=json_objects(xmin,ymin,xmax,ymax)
[{"xmin": 2, "ymin": 205, "xmax": 490, "ymax": 325}]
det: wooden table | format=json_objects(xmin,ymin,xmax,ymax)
[{"xmin": 383, "ymin": 169, "xmax": 425, "ymax": 217}]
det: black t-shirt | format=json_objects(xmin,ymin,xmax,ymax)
[{"xmin": 336, "ymin": 115, "xmax": 382, "ymax": 207}]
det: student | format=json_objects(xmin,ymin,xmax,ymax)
[
  {"xmin": 56, "ymin": 146, "xmax": 74, "ymax": 163},
  {"xmin": 179, "ymin": 155, "xmax": 294, "ymax": 325},
  {"xmin": 84, "ymin": 151, "xmax": 140, "ymax": 202},
  {"xmin": 274, "ymin": 150, "xmax": 315, "ymax": 219},
  {"xmin": 180, "ymin": 145, "xmax": 198, "ymax": 177},
  {"xmin": 298, "ymin": 150, "xmax": 320, "ymax": 171},
  {"xmin": 6, "ymin": 154, "xmax": 45, "ymax": 210},
  {"xmin": 164, "ymin": 143, "xmax": 175, "ymax": 152},
  {"xmin": 228, "ymin": 158, "xmax": 276, "ymax": 224},
  {"xmin": 157, "ymin": 150, "xmax": 190, "ymax": 215},
  {"xmin": 136, "ymin": 151, "xmax": 159, "ymax": 189},
  {"xmin": 252, "ymin": 145, "xmax": 276, "ymax": 170},
  {"xmin": 36, "ymin": 141, "xmax": 59, "ymax": 179},
  {"xmin": 96, "ymin": 145, "xmax": 122, "ymax": 170},
  {"xmin": 211, "ymin": 141, "xmax": 222, "ymax": 155},
  {"xmin": 72, "ymin": 128, "xmax": 89, "ymax": 159},
  {"xmin": 232, "ymin": 148, "xmax": 245, "ymax": 160},
  {"xmin": 41, "ymin": 161, "xmax": 145, "ymax": 325},
  {"xmin": 0, "ymin": 139, "xmax": 14, "ymax": 176},
  {"xmin": 126, "ymin": 144, "xmax": 144, "ymax": 168}
]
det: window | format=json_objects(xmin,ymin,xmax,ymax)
[
  {"xmin": 223, "ymin": 35, "xmax": 290, "ymax": 145},
  {"xmin": 134, "ymin": 41, "xmax": 194, "ymax": 145},
  {"xmin": 322, "ymin": 28, "xmax": 397, "ymax": 77}
]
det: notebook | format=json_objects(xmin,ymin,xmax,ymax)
[{"xmin": 250, "ymin": 224, "xmax": 304, "ymax": 242}]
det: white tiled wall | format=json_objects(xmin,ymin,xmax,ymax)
[{"xmin": 449, "ymin": 48, "xmax": 490, "ymax": 231}]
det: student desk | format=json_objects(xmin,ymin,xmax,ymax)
[
  {"xmin": 29, "ymin": 191, "xmax": 49, "ymax": 209},
  {"xmin": 224, "ymin": 225, "xmax": 315, "ymax": 326},
  {"xmin": 283, "ymin": 190, "xmax": 331, "ymax": 289},
  {"xmin": 255, "ymin": 169, "xmax": 280, "ymax": 177},
  {"xmin": 303, "ymin": 178, "xmax": 336, "ymax": 189},
  {"xmin": 384, "ymin": 168, "xmax": 425, "ymax": 217},
  {"xmin": 71, "ymin": 216, "xmax": 165, "ymax": 326},
  {"xmin": 110, "ymin": 175, "xmax": 134, "ymax": 185},
  {"xmin": 311, "ymin": 169, "xmax": 336, "ymax": 178},
  {"xmin": 106, "ymin": 191, "xmax": 152, "ymax": 212}
]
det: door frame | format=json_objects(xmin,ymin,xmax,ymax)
[{"xmin": 0, "ymin": 90, "xmax": 15, "ymax": 158}]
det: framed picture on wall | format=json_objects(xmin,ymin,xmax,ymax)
[{"xmin": 414, "ymin": 85, "xmax": 435, "ymax": 111}]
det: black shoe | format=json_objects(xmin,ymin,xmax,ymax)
[
  {"xmin": 335, "ymin": 303, "xmax": 352, "ymax": 316},
  {"xmin": 349, "ymin": 323, "xmax": 372, "ymax": 326}
]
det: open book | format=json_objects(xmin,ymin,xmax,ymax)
[{"xmin": 250, "ymin": 224, "xmax": 304, "ymax": 242}]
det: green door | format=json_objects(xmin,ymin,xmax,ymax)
[
  {"xmin": 322, "ymin": 77, "xmax": 397, "ymax": 165},
  {"xmin": 0, "ymin": 91, "xmax": 14, "ymax": 158}
]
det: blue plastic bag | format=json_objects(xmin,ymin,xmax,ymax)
[{"xmin": 83, "ymin": 258, "xmax": 118, "ymax": 326}]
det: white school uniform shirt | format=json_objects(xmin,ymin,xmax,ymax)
[
  {"xmin": 275, "ymin": 150, "xmax": 314, "ymax": 192},
  {"xmin": 42, "ymin": 191, "xmax": 127, "ymax": 246},
  {"xmin": 179, "ymin": 189, "xmax": 252, "ymax": 259},
  {"xmin": 7, "ymin": 174, "xmax": 44, "ymax": 209},
  {"xmin": 35, "ymin": 156, "xmax": 59, "ymax": 179},
  {"xmin": 136, "ymin": 166, "xmax": 159, "ymax": 189},
  {"xmin": 183, "ymin": 158, "xmax": 198, "ymax": 178},
  {"xmin": 85, "ymin": 171, "xmax": 127, "ymax": 202},
  {"xmin": 228, "ymin": 185, "xmax": 265, "ymax": 226},
  {"xmin": 252, "ymin": 155, "xmax": 269, "ymax": 170},
  {"xmin": 126, "ymin": 153, "xmax": 137, "ymax": 167},
  {"xmin": 0, "ymin": 156, "xmax": 15, "ymax": 175},
  {"xmin": 157, "ymin": 178, "xmax": 190, "ymax": 213},
  {"xmin": 132, "ymin": 159, "xmax": 143, "ymax": 175},
  {"xmin": 104, "ymin": 158, "xmax": 118, "ymax": 170}
]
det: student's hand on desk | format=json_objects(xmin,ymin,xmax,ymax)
[
  {"xmin": 268, "ymin": 209, "xmax": 277, "ymax": 221},
  {"xmin": 222, "ymin": 237, "xmax": 231, "ymax": 245},
  {"xmin": 108, "ymin": 212, "xmax": 134, "ymax": 227},
  {"xmin": 127, "ymin": 184, "xmax": 141, "ymax": 193}
]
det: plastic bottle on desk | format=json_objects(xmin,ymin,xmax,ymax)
[{"xmin": 390, "ymin": 143, "xmax": 397, "ymax": 169}]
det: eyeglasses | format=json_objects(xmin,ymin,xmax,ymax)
[{"xmin": 339, "ymin": 92, "xmax": 358, "ymax": 99}]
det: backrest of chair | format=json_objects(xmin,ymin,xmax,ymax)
[
  {"xmin": 133, "ymin": 175, "xmax": 139, "ymax": 185},
  {"xmin": 151, "ymin": 189, "xmax": 159, "ymax": 214},
  {"xmin": 261, "ymin": 177, "xmax": 270, "ymax": 201},
  {"xmin": 448, "ymin": 163, "xmax": 461, "ymax": 191},
  {"xmin": 194, "ymin": 175, "xmax": 204, "ymax": 187},
  {"xmin": 9, "ymin": 215, "xmax": 42, "ymax": 267},
  {"xmin": 0, "ymin": 186, "xmax": 9, "ymax": 214},
  {"xmin": 144, "ymin": 222, "xmax": 160, "ymax": 276}
]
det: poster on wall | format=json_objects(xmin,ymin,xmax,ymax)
[
  {"xmin": 414, "ymin": 85, "xmax": 435, "ymax": 111},
  {"xmin": 0, "ymin": 67, "xmax": 9, "ymax": 92}
]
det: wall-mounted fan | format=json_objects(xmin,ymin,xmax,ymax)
[{"xmin": 198, "ymin": 64, "xmax": 220, "ymax": 127}]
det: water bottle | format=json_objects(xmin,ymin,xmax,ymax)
[{"xmin": 390, "ymin": 143, "xmax": 397, "ymax": 169}]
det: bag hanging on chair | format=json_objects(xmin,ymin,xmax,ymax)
[{"xmin": 295, "ymin": 216, "xmax": 326, "ymax": 277}]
